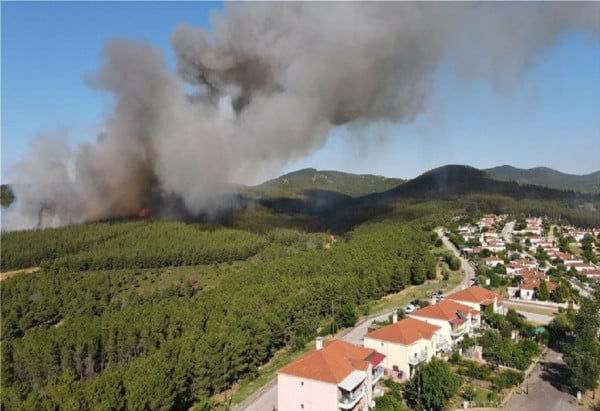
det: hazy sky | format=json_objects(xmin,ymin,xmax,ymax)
[{"xmin": 2, "ymin": 1, "xmax": 599, "ymax": 182}]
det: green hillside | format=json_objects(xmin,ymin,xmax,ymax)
[
  {"xmin": 485, "ymin": 165, "xmax": 600, "ymax": 194},
  {"xmin": 248, "ymin": 168, "xmax": 405, "ymax": 198}
]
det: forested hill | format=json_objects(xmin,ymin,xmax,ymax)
[
  {"xmin": 485, "ymin": 165, "xmax": 600, "ymax": 194},
  {"xmin": 248, "ymin": 168, "xmax": 405, "ymax": 198},
  {"xmin": 376, "ymin": 165, "xmax": 597, "ymax": 200}
]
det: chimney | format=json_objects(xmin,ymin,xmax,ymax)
[
  {"xmin": 392, "ymin": 311, "xmax": 398, "ymax": 324},
  {"xmin": 316, "ymin": 337, "xmax": 323, "ymax": 351}
]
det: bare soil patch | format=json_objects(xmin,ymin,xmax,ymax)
[{"xmin": 0, "ymin": 267, "xmax": 40, "ymax": 282}]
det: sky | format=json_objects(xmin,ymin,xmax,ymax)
[{"xmin": 2, "ymin": 1, "xmax": 599, "ymax": 183}]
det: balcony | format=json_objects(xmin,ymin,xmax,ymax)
[
  {"xmin": 338, "ymin": 387, "xmax": 365, "ymax": 410},
  {"xmin": 372, "ymin": 366, "xmax": 384, "ymax": 384},
  {"xmin": 436, "ymin": 340, "xmax": 450, "ymax": 352},
  {"xmin": 408, "ymin": 352, "xmax": 428, "ymax": 366},
  {"xmin": 451, "ymin": 326, "xmax": 468, "ymax": 338}
]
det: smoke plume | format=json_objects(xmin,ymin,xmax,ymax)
[{"xmin": 4, "ymin": 2, "xmax": 599, "ymax": 230}]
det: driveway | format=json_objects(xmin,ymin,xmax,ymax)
[{"xmin": 504, "ymin": 347, "xmax": 579, "ymax": 411}]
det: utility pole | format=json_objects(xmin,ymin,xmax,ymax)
[
  {"xmin": 331, "ymin": 300, "xmax": 335, "ymax": 335},
  {"xmin": 417, "ymin": 363, "xmax": 421, "ymax": 410}
]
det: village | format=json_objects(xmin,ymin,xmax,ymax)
[{"xmin": 272, "ymin": 215, "xmax": 600, "ymax": 411}]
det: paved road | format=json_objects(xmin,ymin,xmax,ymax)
[
  {"xmin": 504, "ymin": 348, "xmax": 578, "ymax": 411},
  {"xmin": 436, "ymin": 228, "xmax": 475, "ymax": 289},
  {"xmin": 501, "ymin": 220, "xmax": 515, "ymax": 243},
  {"xmin": 236, "ymin": 229, "xmax": 469, "ymax": 411}
]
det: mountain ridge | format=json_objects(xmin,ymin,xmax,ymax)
[{"xmin": 485, "ymin": 165, "xmax": 600, "ymax": 194}]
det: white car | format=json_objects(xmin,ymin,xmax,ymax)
[{"xmin": 404, "ymin": 304, "xmax": 415, "ymax": 313}]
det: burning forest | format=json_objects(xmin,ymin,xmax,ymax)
[{"xmin": 3, "ymin": 2, "xmax": 599, "ymax": 230}]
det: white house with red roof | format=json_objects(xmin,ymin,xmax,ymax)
[
  {"xmin": 408, "ymin": 299, "xmax": 480, "ymax": 346},
  {"xmin": 482, "ymin": 256, "xmax": 504, "ymax": 267},
  {"xmin": 363, "ymin": 317, "xmax": 442, "ymax": 381},
  {"xmin": 565, "ymin": 262, "xmax": 599, "ymax": 273},
  {"xmin": 277, "ymin": 339, "xmax": 384, "ymax": 411},
  {"xmin": 518, "ymin": 277, "xmax": 556, "ymax": 300},
  {"xmin": 445, "ymin": 285, "xmax": 502, "ymax": 313}
]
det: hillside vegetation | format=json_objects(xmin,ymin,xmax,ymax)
[
  {"xmin": 1, "ymin": 217, "xmax": 440, "ymax": 409},
  {"xmin": 2, "ymin": 164, "xmax": 600, "ymax": 410},
  {"xmin": 486, "ymin": 165, "xmax": 600, "ymax": 194},
  {"xmin": 248, "ymin": 168, "xmax": 404, "ymax": 198}
]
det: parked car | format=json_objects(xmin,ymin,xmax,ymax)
[{"xmin": 404, "ymin": 304, "xmax": 415, "ymax": 313}]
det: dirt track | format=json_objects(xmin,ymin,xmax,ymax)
[{"xmin": 0, "ymin": 267, "xmax": 40, "ymax": 282}]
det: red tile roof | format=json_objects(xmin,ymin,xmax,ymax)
[
  {"xmin": 365, "ymin": 317, "xmax": 440, "ymax": 345},
  {"xmin": 520, "ymin": 278, "xmax": 556, "ymax": 291},
  {"xmin": 410, "ymin": 299, "xmax": 479, "ymax": 322},
  {"xmin": 446, "ymin": 285, "xmax": 502, "ymax": 306},
  {"xmin": 278, "ymin": 340, "xmax": 378, "ymax": 384}
]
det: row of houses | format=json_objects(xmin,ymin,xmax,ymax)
[{"xmin": 277, "ymin": 285, "xmax": 502, "ymax": 411}]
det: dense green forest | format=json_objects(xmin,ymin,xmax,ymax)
[
  {"xmin": 1, "ymin": 216, "xmax": 440, "ymax": 409},
  {"xmin": 2, "ymin": 164, "xmax": 599, "ymax": 410}
]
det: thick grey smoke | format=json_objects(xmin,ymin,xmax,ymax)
[{"xmin": 4, "ymin": 2, "xmax": 599, "ymax": 229}]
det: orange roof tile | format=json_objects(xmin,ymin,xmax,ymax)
[
  {"xmin": 520, "ymin": 278, "xmax": 557, "ymax": 291},
  {"xmin": 278, "ymin": 340, "xmax": 378, "ymax": 384},
  {"xmin": 446, "ymin": 285, "xmax": 503, "ymax": 305},
  {"xmin": 410, "ymin": 299, "xmax": 479, "ymax": 322},
  {"xmin": 365, "ymin": 317, "xmax": 440, "ymax": 345}
]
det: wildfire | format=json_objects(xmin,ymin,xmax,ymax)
[{"xmin": 137, "ymin": 207, "xmax": 150, "ymax": 218}]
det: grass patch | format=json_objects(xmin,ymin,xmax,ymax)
[{"xmin": 367, "ymin": 269, "xmax": 462, "ymax": 314}]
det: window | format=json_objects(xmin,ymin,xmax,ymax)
[
  {"xmin": 300, "ymin": 381, "xmax": 304, "ymax": 386},
  {"xmin": 301, "ymin": 404, "xmax": 304, "ymax": 409}
]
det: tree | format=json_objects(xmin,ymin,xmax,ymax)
[
  {"xmin": 551, "ymin": 282, "xmax": 570, "ymax": 303},
  {"xmin": 563, "ymin": 289, "xmax": 600, "ymax": 394},
  {"xmin": 403, "ymin": 358, "xmax": 460, "ymax": 411},
  {"xmin": 410, "ymin": 260, "xmax": 427, "ymax": 285},
  {"xmin": 335, "ymin": 304, "xmax": 358, "ymax": 329},
  {"xmin": 536, "ymin": 280, "xmax": 550, "ymax": 301},
  {"xmin": 548, "ymin": 311, "xmax": 575, "ymax": 340},
  {"xmin": 373, "ymin": 394, "xmax": 408, "ymax": 411}
]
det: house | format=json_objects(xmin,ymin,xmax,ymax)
[
  {"xmin": 518, "ymin": 277, "xmax": 556, "ymax": 300},
  {"xmin": 408, "ymin": 299, "xmax": 480, "ymax": 346},
  {"xmin": 482, "ymin": 256, "xmax": 504, "ymax": 267},
  {"xmin": 565, "ymin": 262, "xmax": 599, "ymax": 273},
  {"xmin": 481, "ymin": 239, "xmax": 505, "ymax": 253},
  {"xmin": 277, "ymin": 338, "xmax": 384, "ymax": 411},
  {"xmin": 445, "ymin": 285, "xmax": 502, "ymax": 314},
  {"xmin": 512, "ymin": 259, "xmax": 537, "ymax": 270},
  {"xmin": 363, "ymin": 317, "xmax": 442, "ymax": 381}
]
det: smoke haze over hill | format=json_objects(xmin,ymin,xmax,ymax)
[{"xmin": 4, "ymin": 2, "xmax": 599, "ymax": 230}]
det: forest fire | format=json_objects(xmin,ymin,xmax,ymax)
[{"xmin": 137, "ymin": 207, "xmax": 150, "ymax": 218}]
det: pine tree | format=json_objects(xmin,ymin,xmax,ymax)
[{"xmin": 536, "ymin": 280, "xmax": 550, "ymax": 301}]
